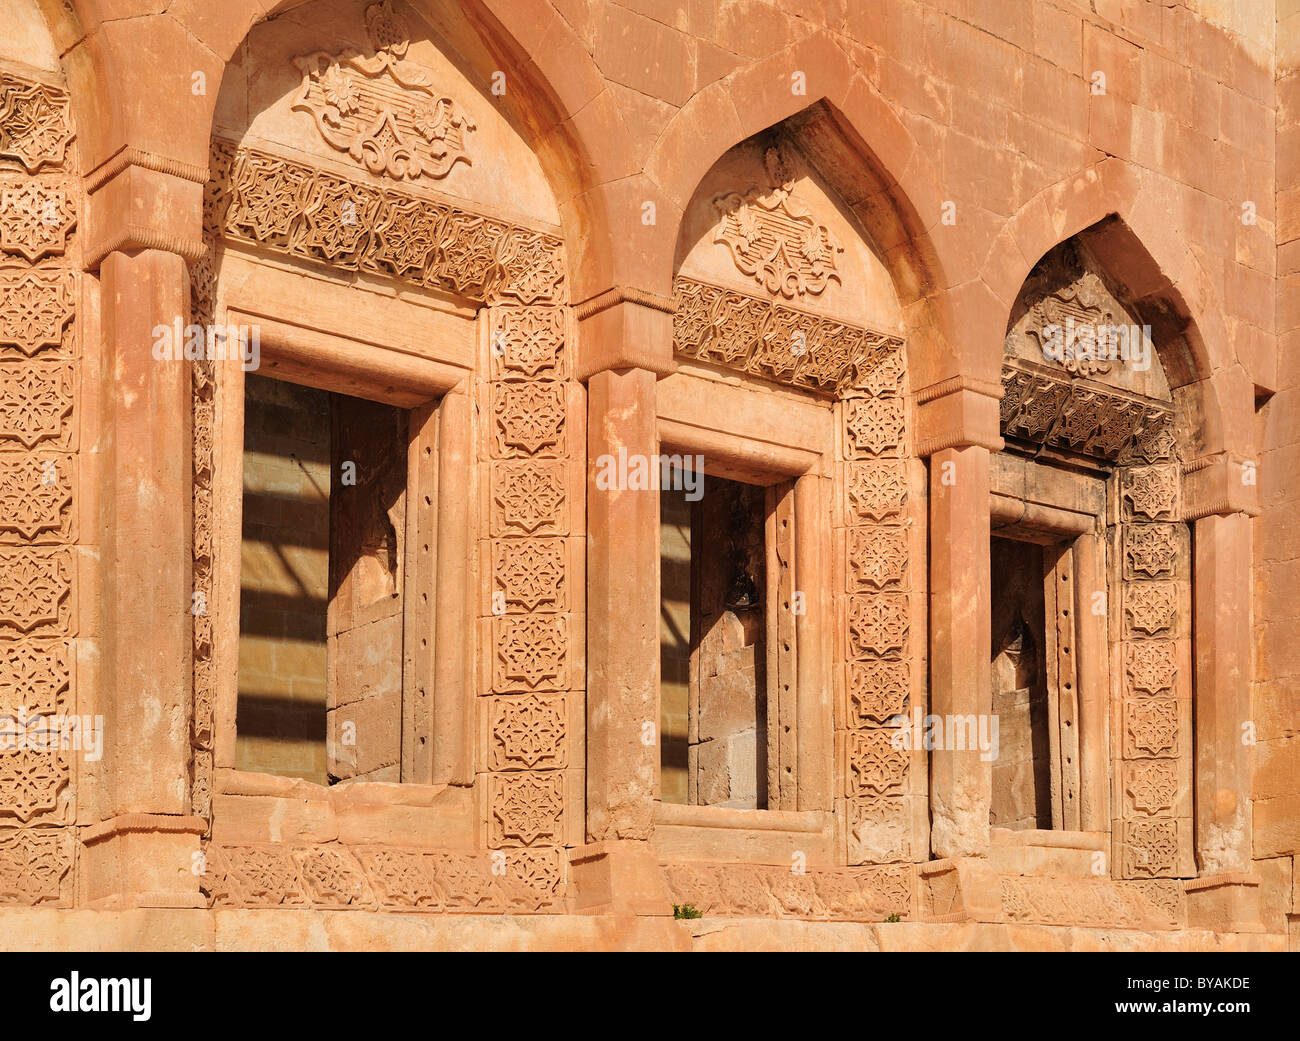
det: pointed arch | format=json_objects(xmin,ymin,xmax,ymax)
[{"xmin": 982, "ymin": 159, "xmax": 1253, "ymax": 458}]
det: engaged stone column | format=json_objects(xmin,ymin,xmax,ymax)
[
  {"xmin": 916, "ymin": 380, "xmax": 1002, "ymax": 859},
  {"xmin": 1187, "ymin": 456, "xmax": 1257, "ymax": 874},
  {"xmin": 84, "ymin": 155, "xmax": 209, "ymax": 906},
  {"xmin": 569, "ymin": 289, "xmax": 676, "ymax": 914}
]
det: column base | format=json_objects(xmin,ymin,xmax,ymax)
[{"xmin": 566, "ymin": 840, "xmax": 673, "ymax": 916}]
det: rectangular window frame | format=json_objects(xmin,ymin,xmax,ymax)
[
  {"xmin": 652, "ymin": 371, "xmax": 835, "ymax": 862},
  {"xmin": 209, "ymin": 306, "xmax": 475, "ymax": 802}
]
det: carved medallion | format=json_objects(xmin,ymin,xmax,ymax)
[
  {"xmin": 291, "ymin": 1, "xmax": 474, "ymax": 182},
  {"xmin": 712, "ymin": 143, "xmax": 842, "ymax": 299}
]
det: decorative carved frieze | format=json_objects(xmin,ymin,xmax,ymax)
[
  {"xmin": 493, "ymin": 382, "xmax": 565, "ymax": 457},
  {"xmin": 493, "ymin": 615, "xmax": 567, "ymax": 692},
  {"xmin": 999, "ymin": 362, "xmax": 1168, "ymax": 463},
  {"xmin": 202, "ymin": 842, "xmax": 563, "ymax": 912},
  {"xmin": 846, "ymin": 525, "xmax": 908, "ymax": 591},
  {"xmin": 1125, "ymin": 640, "xmax": 1177, "ymax": 696},
  {"xmin": 491, "ymin": 307, "xmax": 567, "ymax": 379},
  {"xmin": 0, "ymin": 363, "xmax": 76, "ymax": 450},
  {"xmin": 847, "ymin": 659, "xmax": 909, "ymax": 726},
  {"xmin": 213, "ymin": 142, "xmax": 566, "ymax": 306},
  {"xmin": 0, "ymin": 453, "xmax": 73, "ymax": 543},
  {"xmin": 0, "ymin": 74, "xmax": 74, "ymax": 173},
  {"xmin": 846, "ymin": 461, "xmax": 907, "ymax": 522},
  {"xmin": 848, "ymin": 729, "xmax": 908, "ymax": 796},
  {"xmin": 0, "ymin": 751, "xmax": 65, "ymax": 822},
  {"xmin": 671, "ymin": 275, "xmax": 904, "ymax": 395},
  {"xmin": 490, "ymin": 460, "xmax": 567, "ymax": 537},
  {"xmin": 0, "ymin": 641, "xmax": 69, "ymax": 718},
  {"xmin": 1124, "ymin": 524, "xmax": 1179, "ymax": 579},
  {"xmin": 662, "ymin": 862, "xmax": 912, "ymax": 921},
  {"xmin": 0, "ymin": 548, "xmax": 73, "ymax": 638},
  {"xmin": 1124, "ymin": 581, "xmax": 1177, "ymax": 638},
  {"xmin": 999, "ymin": 875, "xmax": 1178, "ymax": 928},
  {"xmin": 1122, "ymin": 465, "xmax": 1179, "ymax": 521},
  {"xmin": 1123, "ymin": 818, "xmax": 1179, "ymax": 878},
  {"xmin": 845, "ymin": 396, "xmax": 906, "ymax": 457},
  {"xmin": 846, "ymin": 593, "xmax": 909, "ymax": 659},
  {"xmin": 291, "ymin": 1, "xmax": 475, "ymax": 183},
  {"xmin": 1124, "ymin": 759, "xmax": 1179, "ymax": 815}
]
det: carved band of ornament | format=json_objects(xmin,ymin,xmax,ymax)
[
  {"xmin": 85, "ymin": 226, "xmax": 207, "ymax": 269},
  {"xmin": 0, "ymin": 72, "xmax": 74, "ymax": 175},
  {"xmin": 201, "ymin": 842, "xmax": 564, "ymax": 912},
  {"xmin": 999, "ymin": 875, "xmax": 1179, "ymax": 929},
  {"xmin": 662, "ymin": 862, "xmax": 912, "ymax": 921},
  {"xmin": 671, "ymin": 275, "xmax": 905, "ymax": 396},
  {"xmin": 999, "ymin": 362, "xmax": 1175, "ymax": 463},
  {"xmin": 208, "ymin": 141, "xmax": 567, "ymax": 307}
]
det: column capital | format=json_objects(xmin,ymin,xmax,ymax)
[
  {"xmin": 83, "ymin": 147, "xmax": 208, "ymax": 271},
  {"xmin": 912, "ymin": 376, "xmax": 1004, "ymax": 458},
  {"xmin": 1183, "ymin": 452, "xmax": 1260, "ymax": 520},
  {"xmin": 574, "ymin": 285, "xmax": 677, "ymax": 382}
]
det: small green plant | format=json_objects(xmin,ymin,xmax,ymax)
[
  {"xmin": 673, "ymin": 903, "xmax": 703, "ymax": 920},
  {"xmin": 884, "ymin": 913, "xmax": 902, "ymax": 923}
]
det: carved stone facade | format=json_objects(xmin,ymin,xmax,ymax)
[{"xmin": 0, "ymin": 0, "xmax": 1287, "ymax": 954}]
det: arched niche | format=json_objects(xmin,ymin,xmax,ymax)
[
  {"xmin": 190, "ymin": 0, "xmax": 581, "ymax": 911},
  {"xmin": 653, "ymin": 113, "xmax": 926, "ymax": 909}
]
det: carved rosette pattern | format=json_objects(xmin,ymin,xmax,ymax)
[
  {"xmin": 663, "ymin": 862, "xmax": 912, "ymax": 921},
  {"xmin": 483, "ymin": 305, "xmax": 573, "ymax": 874},
  {"xmin": 671, "ymin": 275, "xmax": 904, "ymax": 395},
  {"xmin": 835, "ymin": 332, "xmax": 912, "ymax": 866},
  {"xmin": 201, "ymin": 842, "xmax": 562, "ymax": 912},
  {"xmin": 1115, "ymin": 460, "xmax": 1189, "ymax": 878},
  {"xmin": 0, "ymin": 71, "xmax": 78, "ymax": 901}
]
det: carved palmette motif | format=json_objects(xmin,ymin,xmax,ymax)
[
  {"xmin": 213, "ymin": 142, "xmax": 566, "ymax": 306},
  {"xmin": 671, "ymin": 275, "xmax": 902, "ymax": 395},
  {"xmin": 0, "ymin": 71, "xmax": 78, "ymax": 883}
]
